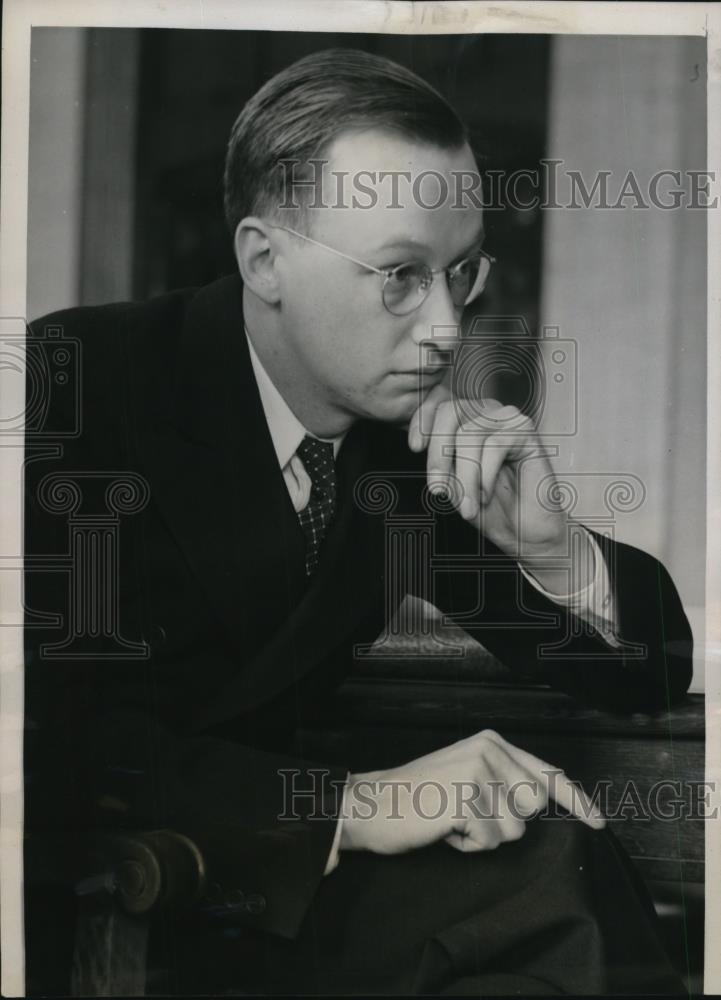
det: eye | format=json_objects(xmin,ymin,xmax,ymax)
[
  {"xmin": 382, "ymin": 263, "xmax": 430, "ymax": 314},
  {"xmin": 386, "ymin": 262, "xmax": 419, "ymax": 285}
]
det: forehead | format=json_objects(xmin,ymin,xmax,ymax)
[{"xmin": 291, "ymin": 128, "xmax": 484, "ymax": 256}]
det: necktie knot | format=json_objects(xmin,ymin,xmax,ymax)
[
  {"xmin": 295, "ymin": 435, "xmax": 337, "ymax": 575},
  {"xmin": 296, "ymin": 435, "xmax": 337, "ymax": 500}
]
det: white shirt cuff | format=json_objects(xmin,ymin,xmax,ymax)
[
  {"xmin": 323, "ymin": 772, "xmax": 350, "ymax": 875},
  {"xmin": 519, "ymin": 528, "xmax": 622, "ymax": 647}
]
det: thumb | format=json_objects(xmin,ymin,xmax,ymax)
[
  {"xmin": 408, "ymin": 379, "xmax": 453, "ymax": 451},
  {"xmin": 445, "ymin": 816, "xmax": 503, "ymax": 852}
]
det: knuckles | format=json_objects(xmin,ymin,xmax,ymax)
[
  {"xmin": 503, "ymin": 819, "xmax": 527, "ymax": 842},
  {"xmin": 456, "ymin": 403, "xmax": 536, "ymax": 435},
  {"xmin": 435, "ymin": 399, "xmax": 456, "ymax": 419}
]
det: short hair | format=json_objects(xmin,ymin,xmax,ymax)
[{"xmin": 223, "ymin": 47, "xmax": 470, "ymax": 234}]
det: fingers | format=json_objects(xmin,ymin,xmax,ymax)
[
  {"xmin": 408, "ymin": 380, "xmax": 451, "ymax": 452},
  {"xmin": 475, "ymin": 738, "xmax": 544, "ymax": 822},
  {"xmin": 452, "ymin": 429, "xmax": 483, "ymax": 520},
  {"xmin": 450, "ymin": 405, "xmax": 535, "ymax": 518},
  {"xmin": 508, "ymin": 778, "xmax": 547, "ymax": 820},
  {"xmin": 426, "ymin": 402, "xmax": 460, "ymax": 496},
  {"xmin": 445, "ymin": 817, "xmax": 504, "ymax": 852},
  {"xmin": 414, "ymin": 396, "xmax": 541, "ymax": 515},
  {"xmin": 454, "ymin": 424, "xmax": 512, "ymax": 520},
  {"xmin": 545, "ymin": 768, "xmax": 606, "ymax": 829},
  {"xmin": 481, "ymin": 730, "xmax": 606, "ymax": 830},
  {"xmin": 445, "ymin": 785, "xmax": 527, "ymax": 853},
  {"xmin": 477, "ymin": 434, "xmax": 513, "ymax": 504}
]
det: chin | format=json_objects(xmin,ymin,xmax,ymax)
[{"xmin": 361, "ymin": 393, "xmax": 419, "ymax": 425}]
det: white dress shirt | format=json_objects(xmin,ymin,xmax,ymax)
[{"xmin": 246, "ymin": 331, "xmax": 621, "ymax": 875}]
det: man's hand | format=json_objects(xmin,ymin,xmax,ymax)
[
  {"xmin": 339, "ymin": 729, "xmax": 605, "ymax": 856},
  {"xmin": 407, "ymin": 381, "xmax": 593, "ymax": 593}
]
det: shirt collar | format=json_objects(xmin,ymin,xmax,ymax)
[{"xmin": 245, "ymin": 328, "xmax": 346, "ymax": 469}]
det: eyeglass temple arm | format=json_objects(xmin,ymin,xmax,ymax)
[
  {"xmin": 267, "ymin": 224, "xmax": 387, "ymax": 276},
  {"xmin": 270, "ymin": 223, "xmax": 495, "ymax": 278}
]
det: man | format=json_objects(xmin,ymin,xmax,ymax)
[{"xmin": 24, "ymin": 48, "xmax": 692, "ymax": 995}]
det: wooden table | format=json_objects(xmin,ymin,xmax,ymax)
[{"xmin": 303, "ymin": 655, "xmax": 705, "ymax": 886}]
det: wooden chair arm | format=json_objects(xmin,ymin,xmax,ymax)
[
  {"xmin": 75, "ymin": 828, "xmax": 207, "ymax": 916},
  {"xmin": 52, "ymin": 829, "xmax": 207, "ymax": 996}
]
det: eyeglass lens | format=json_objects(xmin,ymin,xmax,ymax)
[{"xmin": 382, "ymin": 255, "xmax": 491, "ymax": 315}]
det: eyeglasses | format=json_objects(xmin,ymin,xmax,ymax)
[{"xmin": 267, "ymin": 224, "xmax": 495, "ymax": 317}]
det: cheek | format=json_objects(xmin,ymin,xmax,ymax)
[
  {"xmin": 294, "ymin": 273, "xmax": 360, "ymax": 334},
  {"xmin": 309, "ymin": 301, "xmax": 392, "ymax": 376},
  {"xmin": 287, "ymin": 268, "xmax": 408, "ymax": 385}
]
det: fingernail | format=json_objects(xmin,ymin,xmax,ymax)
[{"xmin": 460, "ymin": 498, "xmax": 478, "ymax": 520}]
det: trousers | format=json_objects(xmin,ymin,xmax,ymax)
[{"xmin": 150, "ymin": 817, "xmax": 685, "ymax": 996}]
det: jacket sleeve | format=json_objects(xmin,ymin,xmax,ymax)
[
  {"xmin": 428, "ymin": 510, "xmax": 693, "ymax": 712},
  {"xmin": 23, "ymin": 304, "xmax": 346, "ymax": 941},
  {"xmin": 24, "ymin": 643, "xmax": 347, "ymax": 940}
]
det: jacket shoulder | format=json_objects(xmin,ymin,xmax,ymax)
[
  {"xmin": 26, "ymin": 286, "xmax": 201, "ymax": 454},
  {"xmin": 28, "ymin": 286, "xmax": 198, "ymax": 352}
]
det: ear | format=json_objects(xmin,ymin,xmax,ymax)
[{"xmin": 233, "ymin": 218, "xmax": 281, "ymax": 305}]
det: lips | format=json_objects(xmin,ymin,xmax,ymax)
[{"xmin": 395, "ymin": 366, "xmax": 445, "ymax": 377}]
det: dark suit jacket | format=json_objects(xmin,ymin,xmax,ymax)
[{"xmin": 23, "ymin": 274, "xmax": 693, "ymax": 942}]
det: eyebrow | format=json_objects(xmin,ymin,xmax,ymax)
[{"xmin": 375, "ymin": 222, "xmax": 486, "ymax": 259}]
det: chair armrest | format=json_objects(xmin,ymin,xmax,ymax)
[{"xmin": 76, "ymin": 829, "xmax": 207, "ymax": 916}]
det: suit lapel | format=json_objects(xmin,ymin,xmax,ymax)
[
  {"xmin": 136, "ymin": 276, "xmax": 304, "ymax": 652},
  {"xmin": 135, "ymin": 275, "xmax": 383, "ymax": 729},
  {"xmin": 189, "ymin": 420, "xmax": 382, "ymax": 732}
]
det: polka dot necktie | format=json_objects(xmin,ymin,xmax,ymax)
[{"xmin": 296, "ymin": 434, "xmax": 338, "ymax": 576}]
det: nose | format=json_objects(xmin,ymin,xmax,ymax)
[{"xmin": 408, "ymin": 273, "xmax": 462, "ymax": 363}]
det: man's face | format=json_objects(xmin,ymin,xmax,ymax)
[{"xmin": 272, "ymin": 129, "xmax": 485, "ymax": 426}]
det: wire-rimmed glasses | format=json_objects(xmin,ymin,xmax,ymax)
[{"xmin": 267, "ymin": 223, "xmax": 495, "ymax": 316}]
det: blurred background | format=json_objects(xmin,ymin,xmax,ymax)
[{"xmin": 26, "ymin": 28, "xmax": 707, "ymax": 690}]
